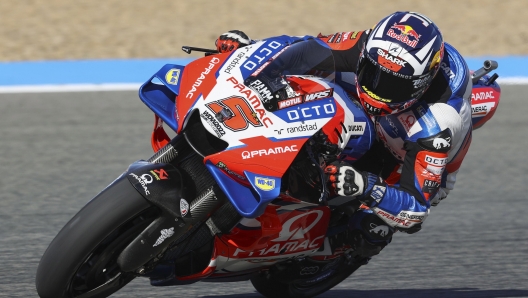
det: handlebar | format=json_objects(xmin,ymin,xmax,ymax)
[{"xmin": 472, "ymin": 60, "xmax": 499, "ymax": 84}]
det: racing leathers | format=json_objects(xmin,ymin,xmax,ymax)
[
  {"xmin": 220, "ymin": 29, "xmax": 473, "ymax": 253},
  {"xmin": 314, "ymin": 31, "xmax": 473, "ymax": 244}
]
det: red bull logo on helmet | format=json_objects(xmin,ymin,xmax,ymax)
[{"xmin": 387, "ymin": 23, "xmax": 421, "ymax": 48}]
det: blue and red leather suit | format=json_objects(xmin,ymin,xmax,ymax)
[
  {"xmin": 230, "ymin": 29, "xmax": 472, "ymax": 245},
  {"xmin": 313, "ymin": 31, "xmax": 473, "ymax": 241}
]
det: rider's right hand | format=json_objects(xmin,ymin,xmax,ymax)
[
  {"xmin": 325, "ymin": 161, "xmax": 367, "ymax": 197},
  {"xmin": 215, "ymin": 30, "xmax": 252, "ymax": 53}
]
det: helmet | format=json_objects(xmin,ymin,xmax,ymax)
[{"xmin": 356, "ymin": 11, "xmax": 444, "ymax": 116}]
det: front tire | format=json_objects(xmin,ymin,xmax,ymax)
[{"xmin": 36, "ymin": 178, "xmax": 158, "ymax": 298}]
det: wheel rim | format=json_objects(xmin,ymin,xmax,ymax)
[{"xmin": 69, "ymin": 207, "xmax": 159, "ymax": 297}]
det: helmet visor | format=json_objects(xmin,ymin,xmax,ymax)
[{"xmin": 357, "ymin": 55, "xmax": 429, "ymax": 103}]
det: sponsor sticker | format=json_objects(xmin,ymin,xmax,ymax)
[
  {"xmin": 422, "ymin": 179, "xmax": 440, "ymax": 194},
  {"xmin": 472, "ymin": 91, "xmax": 495, "ymax": 101},
  {"xmin": 153, "ymin": 227, "xmax": 175, "ymax": 247},
  {"xmin": 286, "ymin": 122, "xmax": 318, "ymax": 134},
  {"xmin": 397, "ymin": 211, "xmax": 427, "ymax": 222},
  {"xmin": 180, "ymin": 199, "xmax": 189, "ymax": 217},
  {"xmin": 471, "ymin": 102, "xmax": 495, "ymax": 117},
  {"xmin": 412, "ymin": 75, "xmax": 430, "ymax": 89},
  {"xmin": 304, "ymin": 88, "xmax": 333, "ymax": 102},
  {"xmin": 274, "ymin": 101, "xmax": 336, "ymax": 123},
  {"xmin": 425, "ymin": 155, "xmax": 447, "ymax": 166},
  {"xmin": 397, "ymin": 111, "xmax": 422, "ymax": 137},
  {"xmin": 186, "ymin": 56, "xmax": 221, "ymax": 99},
  {"xmin": 377, "ymin": 48, "xmax": 407, "ymax": 68},
  {"xmin": 370, "ymin": 185, "xmax": 386, "ymax": 203},
  {"xmin": 375, "ymin": 209, "xmax": 411, "ymax": 226},
  {"xmin": 242, "ymin": 40, "xmax": 282, "ymax": 73},
  {"xmin": 387, "ymin": 24, "xmax": 421, "ymax": 48},
  {"xmin": 241, "ymin": 145, "xmax": 298, "ymax": 159},
  {"xmin": 223, "ymin": 51, "xmax": 246, "ymax": 75},
  {"xmin": 362, "ymin": 85, "xmax": 391, "ymax": 103},
  {"xmin": 255, "ymin": 177, "xmax": 275, "ymax": 191},
  {"xmin": 165, "ymin": 69, "xmax": 181, "ymax": 85},
  {"xmin": 129, "ymin": 173, "xmax": 153, "ymax": 195},
  {"xmin": 217, "ymin": 161, "xmax": 246, "ymax": 180},
  {"xmin": 150, "ymin": 169, "xmax": 169, "ymax": 180},
  {"xmin": 248, "ymin": 79, "xmax": 274, "ymax": 103},
  {"xmin": 278, "ymin": 96, "xmax": 303, "ymax": 109},
  {"xmin": 347, "ymin": 123, "xmax": 366, "ymax": 135},
  {"xmin": 201, "ymin": 110, "xmax": 226, "ymax": 137},
  {"xmin": 441, "ymin": 62, "xmax": 455, "ymax": 80}
]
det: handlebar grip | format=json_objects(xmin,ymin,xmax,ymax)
[{"xmin": 472, "ymin": 60, "xmax": 499, "ymax": 84}]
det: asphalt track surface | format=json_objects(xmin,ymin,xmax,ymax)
[{"xmin": 1, "ymin": 86, "xmax": 527, "ymax": 298}]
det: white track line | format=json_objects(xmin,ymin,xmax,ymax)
[
  {"xmin": 496, "ymin": 77, "xmax": 528, "ymax": 85},
  {"xmin": 0, "ymin": 83, "xmax": 142, "ymax": 94},
  {"xmin": 0, "ymin": 78, "xmax": 525, "ymax": 94}
]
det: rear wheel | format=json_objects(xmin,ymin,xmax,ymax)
[
  {"xmin": 36, "ymin": 178, "xmax": 158, "ymax": 298},
  {"xmin": 250, "ymin": 256, "xmax": 363, "ymax": 298}
]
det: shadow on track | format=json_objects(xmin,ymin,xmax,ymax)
[{"xmin": 201, "ymin": 288, "xmax": 528, "ymax": 298}]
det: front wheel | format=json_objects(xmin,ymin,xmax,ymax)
[
  {"xmin": 36, "ymin": 178, "xmax": 159, "ymax": 298},
  {"xmin": 250, "ymin": 256, "xmax": 363, "ymax": 298}
]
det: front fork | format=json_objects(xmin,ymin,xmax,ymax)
[{"xmin": 116, "ymin": 136, "xmax": 230, "ymax": 274}]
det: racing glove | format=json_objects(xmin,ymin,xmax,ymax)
[
  {"xmin": 215, "ymin": 30, "xmax": 252, "ymax": 53},
  {"xmin": 325, "ymin": 161, "xmax": 367, "ymax": 197},
  {"xmin": 430, "ymin": 188, "xmax": 448, "ymax": 207}
]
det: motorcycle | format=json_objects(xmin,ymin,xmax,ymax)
[{"xmin": 36, "ymin": 36, "xmax": 501, "ymax": 298}]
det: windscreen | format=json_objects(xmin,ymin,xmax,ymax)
[
  {"xmin": 259, "ymin": 39, "xmax": 335, "ymax": 81},
  {"xmin": 245, "ymin": 39, "xmax": 336, "ymax": 111}
]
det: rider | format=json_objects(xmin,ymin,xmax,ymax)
[{"xmin": 215, "ymin": 11, "xmax": 473, "ymax": 257}]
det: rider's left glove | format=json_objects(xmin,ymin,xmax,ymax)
[
  {"xmin": 215, "ymin": 30, "xmax": 252, "ymax": 53},
  {"xmin": 325, "ymin": 161, "xmax": 367, "ymax": 197}
]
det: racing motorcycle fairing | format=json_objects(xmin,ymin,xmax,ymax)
[
  {"xmin": 206, "ymin": 160, "xmax": 281, "ymax": 218},
  {"xmin": 211, "ymin": 199, "xmax": 331, "ymax": 277},
  {"xmin": 140, "ymin": 37, "xmax": 376, "ymax": 220},
  {"xmin": 176, "ymin": 54, "xmax": 231, "ymax": 131},
  {"xmin": 148, "ymin": 197, "xmax": 332, "ymax": 286},
  {"xmin": 139, "ymin": 35, "xmax": 318, "ymax": 134},
  {"xmin": 139, "ymin": 64, "xmax": 186, "ymax": 132},
  {"xmin": 118, "ymin": 160, "xmax": 198, "ymax": 272},
  {"xmin": 471, "ymin": 73, "xmax": 501, "ymax": 130}
]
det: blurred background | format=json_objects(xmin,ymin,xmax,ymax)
[
  {"xmin": 1, "ymin": 1, "xmax": 528, "ymax": 297},
  {"xmin": 1, "ymin": 0, "xmax": 527, "ymax": 62}
]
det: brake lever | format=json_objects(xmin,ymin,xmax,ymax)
[{"xmin": 181, "ymin": 46, "xmax": 219, "ymax": 56}]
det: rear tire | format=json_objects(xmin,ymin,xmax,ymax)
[
  {"xmin": 250, "ymin": 256, "xmax": 363, "ymax": 298},
  {"xmin": 36, "ymin": 178, "xmax": 158, "ymax": 298}
]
